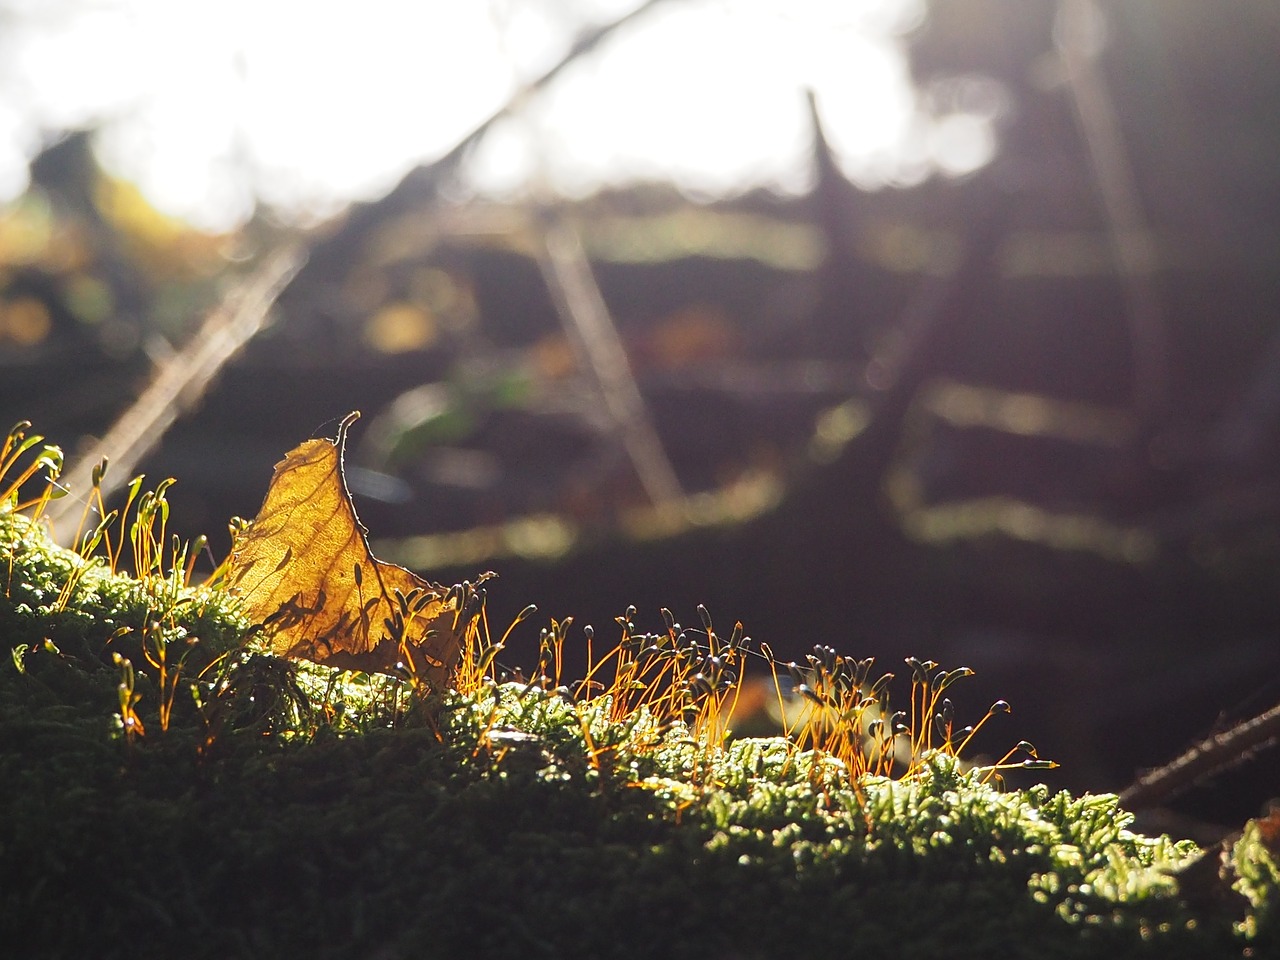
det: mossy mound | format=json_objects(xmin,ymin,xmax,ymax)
[{"xmin": 2, "ymin": 506, "xmax": 1276, "ymax": 959}]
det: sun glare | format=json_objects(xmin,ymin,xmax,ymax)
[{"xmin": 0, "ymin": 0, "xmax": 959, "ymax": 231}]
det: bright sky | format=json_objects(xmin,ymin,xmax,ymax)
[{"xmin": 0, "ymin": 0, "xmax": 997, "ymax": 232}]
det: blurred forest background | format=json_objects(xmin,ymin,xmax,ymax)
[{"xmin": 3, "ymin": 0, "xmax": 1280, "ymax": 830}]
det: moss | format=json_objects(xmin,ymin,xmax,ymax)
[
  {"xmin": 0, "ymin": 503, "xmax": 1272, "ymax": 959},
  {"xmin": 2, "ymin": 509, "xmax": 247, "ymax": 668},
  {"xmin": 1233, "ymin": 816, "xmax": 1280, "ymax": 948}
]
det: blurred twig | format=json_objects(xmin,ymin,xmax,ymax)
[
  {"xmin": 435, "ymin": 0, "xmax": 668, "ymax": 177},
  {"xmin": 47, "ymin": 245, "xmax": 306, "ymax": 535},
  {"xmin": 1057, "ymin": 0, "xmax": 1167, "ymax": 421},
  {"xmin": 535, "ymin": 214, "xmax": 683, "ymax": 507},
  {"xmin": 304, "ymin": 0, "xmax": 670, "ymax": 278}
]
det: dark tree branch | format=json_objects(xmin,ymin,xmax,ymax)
[{"xmin": 1119, "ymin": 699, "xmax": 1280, "ymax": 811}]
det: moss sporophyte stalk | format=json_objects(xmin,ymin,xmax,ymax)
[{"xmin": 1, "ymin": 418, "xmax": 1276, "ymax": 958}]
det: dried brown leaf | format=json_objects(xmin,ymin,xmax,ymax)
[{"xmin": 227, "ymin": 412, "xmax": 471, "ymax": 685}]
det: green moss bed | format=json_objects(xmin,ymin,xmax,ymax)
[{"xmin": 2, "ymin": 507, "xmax": 1278, "ymax": 960}]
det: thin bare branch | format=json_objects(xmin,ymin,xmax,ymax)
[
  {"xmin": 1119, "ymin": 699, "xmax": 1280, "ymax": 811},
  {"xmin": 535, "ymin": 214, "xmax": 683, "ymax": 507},
  {"xmin": 47, "ymin": 245, "xmax": 306, "ymax": 536},
  {"xmin": 307, "ymin": 0, "xmax": 671, "ymax": 270}
]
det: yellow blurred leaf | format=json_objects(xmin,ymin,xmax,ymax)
[{"xmin": 364, "ymin": 301, "xmax": 437, "ymax": 354}]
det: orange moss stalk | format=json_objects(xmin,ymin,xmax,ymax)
[
  {"xmin": 0, "ymin": 420, "xmax": 64, "ymax": 518},
  {"xmin": 449, "ymin": 596, "xmax": 1051, "ymax": 796}
]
